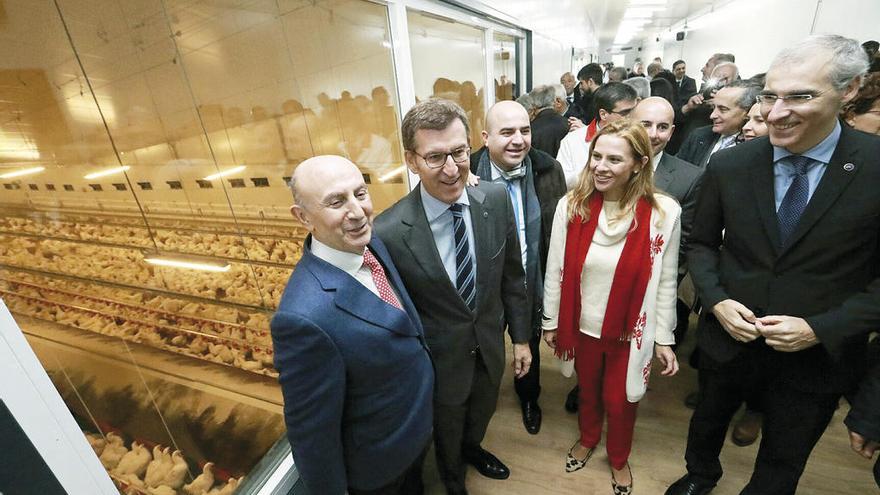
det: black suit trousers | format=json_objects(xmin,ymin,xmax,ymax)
[
  {"xmin": 513, "ymin": 332, "xmax": 541, "ymax": 402},
  {"xmin": 433, "ymin": 353, "xmax": 500, "ymax": 493},
  {"xmin": 348, "ymin": 444, "xmax": 429, "ymax": 495},
  {"xmin": 685, "ymin": 350, "xmax": 840, "ymax": 495}
]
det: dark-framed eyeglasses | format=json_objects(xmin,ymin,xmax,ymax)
[
  {"xmin": 756, "ymin": 90, "xmax": 828, "ymax": 107},
  {"xmin": 410, "ymin": 146, "xmax": 471, "ymax": 169}
]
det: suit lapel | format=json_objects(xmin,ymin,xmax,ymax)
[
  {"xmin": 302, "ymin": 246, "xmax": 417, "ymax": 336},
  {"xmin": 700, "ymin": 134, "xmax": 720, "ymax": 167},
  {"xmin": 748, "ymin": 143, "xmax": 782, "ymax": 254},
  {"xmin": 779, "ymin": 131, "xmax": 859, "ymax": 255},
  {"xmin": 655, "ymin": 154, "xmax": 675, "ymax": 192},
  {"xmin": 399, "ymin": 186, "xmax": 467, "ymax": 305},
  {"xmin": 467, "ymin": 186, "xmax": 491, "ymax": 312}
]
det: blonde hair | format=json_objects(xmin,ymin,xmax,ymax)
[{"xmin": 567, "ymin": 119, "xmax": 665, "ymax": 225}]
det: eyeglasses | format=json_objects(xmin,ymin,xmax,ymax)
[
  {"xmin": 612, "ymin": 107, "xmax": 634, "ymax": 117},
  {"xmin": 756, "ymin": 90, "xmax": 828, "ymax": 107},
  {"xmin": 410, "ymin": 146, "xmax": 471, "ymax": 169}
]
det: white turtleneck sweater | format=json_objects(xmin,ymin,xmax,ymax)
[{"xmin": 542, "ymin": 196, "xmax": 678, "ymax": 345}]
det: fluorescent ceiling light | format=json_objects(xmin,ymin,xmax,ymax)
[
  {"xmin": 84, "ymin": 165, "xmax": 130, "ymax": 180},
  {"xmin": 630, "ymin": 0, "xmax": 667, "ymax": 5},
  {"xmin": 144, "ymin": 256, "xmax": 231, "ymax": 272},
  {"xmin": 203, "ymin": 165, "xmax": 246, "ymax": 181},
  {"xmin": 0, "ymin": 166, "xmax": 45, "ymax": 179}
]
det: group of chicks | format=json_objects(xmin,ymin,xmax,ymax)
[
  {"xmin": 0, "ymin": 214, "xmax": 306, "ymax": 265},
  {"xmin": 1, "ymin": 275, "xmax": 277, "ymax": 376},
  {"xmin": 0, "ymin": 234, "xmax": 293, "ymax": 308},
  {"xmin": 88, "ymin": 432, "xmax": 242, "ymax": 495}
]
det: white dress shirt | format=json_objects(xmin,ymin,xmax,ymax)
[{"xmin": 310, "ymin": 238, "xmax": 379, "ymax": 297}]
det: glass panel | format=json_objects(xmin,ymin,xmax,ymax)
[
  {"xmin": 408, "ymin": 10, "xmax": 486, "ymax": 147},
  {"xmin": 0, "ymin": 0, "xmax": 405, "ymax": 492},
  {"xmin": 493, "ymin": 33, "xmax": 518, "ymax": 102}
]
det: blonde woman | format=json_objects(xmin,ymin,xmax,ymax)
[{"xmin": 543, "ymin": 119, "xmax": 680, "ymax": 494}]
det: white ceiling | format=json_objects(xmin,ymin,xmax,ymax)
[{"xmin": 471, "ymin": 0, "xmax": 718, "ymax": 51}]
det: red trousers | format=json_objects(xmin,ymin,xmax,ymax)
[{"xmin": 574, "ymin": 333, "xmax": 639, "ymax": 470}]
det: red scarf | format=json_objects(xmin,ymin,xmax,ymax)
[
  {"xmin": 555, "ymin": 193, "xmax": 653, "ymax": 360},
  {"xmin": 584, "ymin": 119, "xmax": 599, "ymax": 143}
]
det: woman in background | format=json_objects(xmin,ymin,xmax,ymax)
[
  {"xmin": 843, "ymin": 71, "xmax": 880, "ymax": 135},
  {"xmin": 542, "ymin": 119, "xmax": 680, "ymax": 494},
  {"xmin": 741, "ymin": 102, "xmax": 769, "ymax": 141}
]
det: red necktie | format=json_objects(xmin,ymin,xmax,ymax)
[{"xmin": 362, "ymin": 249, "xmax": 403, "ymax": 310}]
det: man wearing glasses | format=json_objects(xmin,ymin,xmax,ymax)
[
  {"xmin": 556, "ymin": 82, "xmax": 639, "ymax": 189},
  {"xmin": 375, "ymin": 99, "xmax": 531, "ymax": 495},
  {"xmin": 666, "ymin": 34, "xmax": 880, "ymax": 495}
]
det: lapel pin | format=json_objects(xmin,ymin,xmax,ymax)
[
  {"xmin": 843, "ymin": 163, "xmax": 855, "ymax": 172},
  {"xmin": 483, "ymin": 211, "xmax": 489, "ymax": 218}
]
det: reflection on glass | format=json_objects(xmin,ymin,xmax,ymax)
[
  {"xmin": 494, "ymin": 33, "xmax": 519, "ymax": 102},
  {"xmin": 408, "ymin": 10, "xmax": 487, "ymax": 147},
  {"xmin": 0, "ymin": 0, "xmax": 405, "ymax": 493}
]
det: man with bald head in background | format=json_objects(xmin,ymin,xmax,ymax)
[
  {"xmin": 470, "ymin": 100, "xmax": 566, "ymax": 435},
  {"xmin": 271, "ymin": 156, "xmax": 434, "ymax": 495},
  {"xmin": 632, "ymin": 97, "xmax": 703, "ymax": 349}
]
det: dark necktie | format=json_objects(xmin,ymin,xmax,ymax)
[
  {"xmin": 450, "ymin": 203, "xmax": 476, "ymax": 310},
  {"xmin": 777, "ymin": 155, "xmax": 811, "ymax": 245},
  {"xmin": 362, "ymin": 249, "xmax": 402, "ymax": 310}
]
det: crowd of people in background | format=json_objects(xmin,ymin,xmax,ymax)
[{"xmin": 270, "ymin": 33, "xmax": 880, "ymax": 495}]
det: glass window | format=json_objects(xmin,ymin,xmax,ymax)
[
  {"xmin": 408, "ymin": 10, "xmax": 487, "ymax": 148},
  {"xmin": 494, "ymin": 33, "xmax": 519, "ymax": 102},
  {"xmin": 0, "ymin": 1, "xmax": 406, "ymax": 491}
]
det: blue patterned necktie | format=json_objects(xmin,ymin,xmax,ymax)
[
  {"xmin": 777, "ymin": 155, "xmax": 812, "ymax": 245},
  {"xmin": 449, "ymin": 203, "xmax": 476, "ymax": 310}
]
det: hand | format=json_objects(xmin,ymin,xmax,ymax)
[
  {"xmin": 512, "ymin": 343, "xmax": 532, "ymax": 378},
  {"xmin": 755, "ymin": 315, "xmax": 819, "ymax": 352},
  {"xmin": 466, "ymin": 173, "xmax": 480, "ymax": 187},
  {"xmin": 654, "ymin": 344, "xmax": 679, "ymax": 376},
  {"xmin": 849, "ymin": 429, "xmax": 880, "ymax": 459},
  {"xmin": 543, "ymin": 329, "xmax": 557, "ymax": 349},
  {"xmin": 568, "ymin": 117, "xmax": 585, "ymax": 131},
  {"xmin": 712, "ymin": 299, "xmax": 759, "ymax": 342},
  {"xmin": 682, "ymin": 93, "xmax": 705, "ymax": 114}
]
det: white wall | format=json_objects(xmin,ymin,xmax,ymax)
[
  {"xmin": 660, "ymin": 0, "xmax": 880, "ymax": 82},
  {"xmin": 532, "ymin": 32, "xmax": 573, "ymax": 87}
]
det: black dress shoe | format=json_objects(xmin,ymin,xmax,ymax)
[
  {"xmin": 664, "ymin": 474, "xmax": 716, "ymax": 495},
  {"xmin": 462, "ymin": 446, "xmax": 510, "ymax": 480},
  {"xmin": 565, "ymin": 385, "xmax": 579, "ymax": 413},
  {"xmin": 521, "ymin": 400, "xmax": 542, "ymax": 434},
  {"xmin": 684, "ymin": 391, "xmax": 701, "ymax": 410}
]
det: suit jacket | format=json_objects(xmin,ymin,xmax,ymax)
[
  {"xmin": 530, "ymin": 108, "xmax": 570, "ymax": 158},
  {"xmin": 676, "ymin": 125, "xmax": 720, "ymax": 168},
  {"xmin": 687, "ymin": 128, "xmax": 880, "ymax": 394},
  {"xmin": 675, "ymin": 75, "xmax": 698, "ymax": 108},
  {"xmin": 655, "ymin": 152, "xmax": 703, "ymax": 267},
  {"xmin": 374, "ymin": 183, "xmax": 530, "ymax": 405},
  {"xmin": 270, "ymin": 236, "xmax": 434, "ymax": 495}
]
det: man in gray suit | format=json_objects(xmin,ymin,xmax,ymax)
[
  {"xmin": 374, "ymin": 99, "xmax": 532, "ymax": 495},
  {"xmin": 633, "ymin": 97, "xmax": 702, "ymax": 247}
]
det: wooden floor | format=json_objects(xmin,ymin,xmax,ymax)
[{"xmin": 422, "ymin": 330, "xmax": 878, "ymax": 494}]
